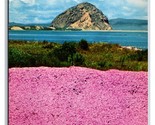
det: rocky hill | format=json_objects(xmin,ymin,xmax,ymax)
[
  {"xmin": 9, "ymin": 18, "xmax": 147, "ymax": 31},
  {"xmin": 51, "ymin": 2, "xmax": 112, "ymax": 30}
]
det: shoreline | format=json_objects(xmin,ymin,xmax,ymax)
[
  {"xmin": 9, "ymin": 29, "xmax": 148, "ymax": 32},
  {"xmin": 8, "ymin": 40, "xmax": 147, "ymax": 50}
]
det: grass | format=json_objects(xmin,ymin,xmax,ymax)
[{"xmin": 8, "ymin": 40, "xmax": 148, "ymax": 71}]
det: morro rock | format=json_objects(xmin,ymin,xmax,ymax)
[{"xmin": 51, "ymin": 2, "xmax": 112, "ymax": 30}]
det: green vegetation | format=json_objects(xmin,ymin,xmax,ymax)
[
  {"xmin": 8, "ymin": 40, "xmax": 148, "ymax": 71},
  {"xmin": 79, "ymin": 39, "xmax": 89, "ymax": 50}
]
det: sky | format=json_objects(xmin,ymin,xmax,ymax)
[{"xmin": 9, "ymin": 0, "xmax": 148, "ymax": 24}]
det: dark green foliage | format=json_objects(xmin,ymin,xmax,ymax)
[
  {"xmin": 62, "ymin": 42, "xmax": 76, "ymax": 54},
  {"xmin": 128, "ymin": 49, "xmax": 148, "ymax": 61},
  {"xmin": 32, "ymin": 54, "xmax": 44, "ymax": 66},
  {"xmin": 98, "ymin": 61, "xmax": 106, "ymax": 68},
  {"xmin": 9, "ymin": 40, "xmax": 28, "ymax": 44},
  {"xmin": 44, "ymin": 55, "xmax": 60, "ymax": 67},
  {"xmin": 46, "ymin": 52, "xmax": 61, "ymax": 66},
  {"xmin": 120, "ymin": 56, "xmax": 127, "ymax": 67},
  {"xmin": 52, "ymin": 48, "xmax": 66, "ymax": 61},
  {"xmin": 137, "ymin": 49, "xmax": 148, "ymax": 61},
  {"xmin": 9, "ymin": 48, "xmax": 33, "ymax": 67},
  {"xmin": 52, "ymin": 42, "xmax": 76, "ymax": 61},
  {"xmin": 43, "ymin": 43, "xmax": 54, "ymax": 49},
  {"xmin": 8, "ymin": 40, "xmax": 148, "ymax": 71},
  {"xmin": 72, "ymin": 53, "xmax": 85, "ymax": 66},
  {"xmin": 43, "ymin": 40, "xmax": 48, "ymax": 44},
  {"xmin": 79, "ymin": 39, "xmax": 89, "ymax": 50}
]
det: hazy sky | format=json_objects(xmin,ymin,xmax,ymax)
[{"xmin": 9, "ymin": 0, "xmax": 148, "ymax": 24}]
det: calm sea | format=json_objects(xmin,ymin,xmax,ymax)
[{"xmin": 9, "ymin": 30, "xmax": 148, "ymax": 49}]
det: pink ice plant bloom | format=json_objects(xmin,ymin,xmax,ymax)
[{"xmin": 9, "ymin": 67, "xmax": 148, "ymax": 125}]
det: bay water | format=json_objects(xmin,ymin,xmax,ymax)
[{"xmin": 9, "ymin": 30, "xmax": 148, "ymax": 49}]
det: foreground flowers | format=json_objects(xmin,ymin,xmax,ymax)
[{"xmin": 9, "ymin": 67, "xmax": 148, "ymax": 125}]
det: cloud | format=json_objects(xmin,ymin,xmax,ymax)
[
  {"xmin": 126, "ymin": 0, "xmax": 147, "ymax": 8},
  {"xmin": 9, "ymin": 0, "xmax": 148, "ymax": 23},
  {"xmin": 9, "ymin": 0, "xmax": 22, "ymax": 8},
  {"xmin": 123, "ymin": 6, "xmax": 131, "ymax": 11},
  {"xmin": 9, "ymin": 0, "xmax": 35, "ymax": 7},
  {"xmin": 34, "ymin": 17, "xmax": 47, "ymax": 23},
  {"xmin": 20, "ymin": 0, "xmax": 35, "ymax": 5},
  {"xmin": 96, "ymin": 0, "xmax": 147, "ymax": 19},
  {"xmin": 73, "ymin": 0, "xmax": 81, "ymax": 3}
]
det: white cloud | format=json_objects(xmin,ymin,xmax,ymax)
[
  {"xmin": 126, "ymin": 0, "xmax": 147, "ymax": 8},
  {"xmin": 9, "ymin": 0, "xmax": 36, "ymax": 8},
  {"xmin": 9, "ymin": 0, "xmax": 22, "ymax": 8},
  {"xmin": 45, "ymin": 0, "xmax": 65, "ymax": 5},
  {"xmin": 34, "ymin": 17, "xmax": 42, "ymax": 23},
  {"xmin": 21, "ymin": 0, "xmax": 35, "ymax": 5},
  {"xmin": 9, "ymin": 10, "xmax": 28, "ymax": 23},
  {"xmin": 73, "ymin": 0, "xmax": 81, "ymax": 3},
  {"xmin": 123, "ymin": 6, "xmax": 131, "ymax": 11},
  {"xmin": 9, "ymin": 0, "xmax": 148, "ymax": 23},
  {"xmin": 46, "ymin": 0, "xmax": 58, "ymax": 4}
]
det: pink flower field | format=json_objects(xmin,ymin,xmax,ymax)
[{"xmin": 9, "ymin": 67, "xmax": 148, "ymax": 125}]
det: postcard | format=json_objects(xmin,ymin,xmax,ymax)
[{"xmin": 9, "ymin": 0, "xmax": 148, "ymax": 124}]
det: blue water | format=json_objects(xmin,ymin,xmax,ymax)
[{"xmin": 9, "ymin": 30, "xmax": 148, "ymax": 49}]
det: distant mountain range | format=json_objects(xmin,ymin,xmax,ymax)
[
  {"xmin": 109, "ymin": 18, "xmax": 148, "ymax": 30},
  {"xmin": 9, "ymin": 22, "xmax": 50, "ymax": 27},
  {"xmin": 9, "ymin": 18, "xmax": 148, "ymax": 30}
]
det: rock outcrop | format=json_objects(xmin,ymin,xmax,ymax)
[
  {"xmin": 11, "ymin": 26, "xmax": 24, "ymax": 30},
  {"xmin": 34, "ymin": 26, "xmax": 44, "ymax": 30},
  {"xmin": 9, "ymin": 26, "xmax": 46, "ymax": 30},
  {"xmin": 51, "ymin": 2, "xmax": 112, "ymax": 30}
]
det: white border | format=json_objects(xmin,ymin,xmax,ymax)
[
  {"xmin": 0, "ymin": 0, "xmax": 6, "ymax": 124},
  {"xmin": 0, "ymin": 0, "xmax": 154, "ymax": 125},
  {"xmin": 150, "ymin": 0, "xmax": 155, "ymax": 125}
]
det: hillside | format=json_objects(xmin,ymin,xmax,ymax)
[
  {"xmin": 51, "ymin": 2, "xmax": 112, "ymax": 30},
  {"xmin": 109, "ymin": 18, "xmax": 148, "ymax": 30},
  {"xmin": 9, "ymin": 18, "xmax": 147, "ymax": 31}
]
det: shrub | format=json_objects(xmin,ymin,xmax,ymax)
[
  {"xmin": 45, "ymin": 53, "xmax": 61, "ymax": 66},
  {"xmin": 98, "ymin": 61, "xmax": 106, "ymax": 68},
  {"xmin": 43, "ymin": 40, "xmax": 48, "ymax": 44},
  {"xmin": 137, "ymin": 49, "xmax": 148, "ymax": 61},
  {"xmin": 59, "ymin": 61, "xmax": 70, "ymax": 67},
  {"xmin": 120, "ymin": 56, "xmax": 127, "ymax": 67},
  {"xmin": 52, "ymin": 42, "xmax": 76, "ymax": 62},
  {"xmin": 9, "ymin": 48, "xmax": 33, "ymax": 67},
  {"xmin": 43, "ymin": 43, "xmax": 54, "ymax": 49},
  {"xmin": 8, "ymin": 40, "xmax": 148, "ymax": 71},
  {"xmin": 128, "ymin": 49, "xmax": 148, "ymax": 61},
  {"xmin": 62, "ymin": 42, "xmax": 76, "ymax": 54},
  {"xmin": 79, "ymin": 39, "xmax": 89, "ymax": 50},
  {"xmin": 72, "ymin": 53, "xmax": 85, "ymax": 66},
  {"xmin": 51, "ymin": 48, "xmax": 65, "ymax": 61}
]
